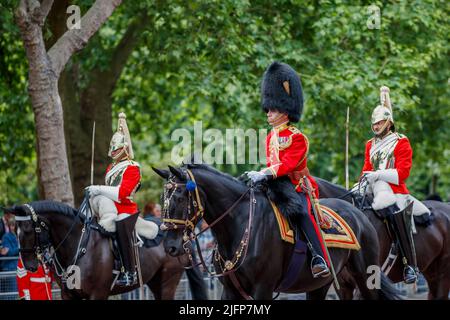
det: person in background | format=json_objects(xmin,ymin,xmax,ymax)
[
  {"xmin": 0, "ymin": 211, "xmax": 14, "ymax": 246},
  {"xmin": 143, "ymin": 202, "xmax": 162, "ymax": 221},
  {"xmin": 0, "ymin": 218, "xmax": 19, "ymax": 270},
  {"xmin": 0, "ymin": 218, "xmax": 19, "ymax": 300},
  {"xmin": 153, "ymin": 204, "xmax": 161, "ymax": 218},
  {"xmin": 16, "ymin": 256, "xmax": 53, "ymax": 300}
]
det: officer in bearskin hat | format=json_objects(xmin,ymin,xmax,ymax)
[
  {"xmin": 360, "ymin": 86, "xmax": 428, "ymax": 284},
  {"xmin": 247, "ymin": 62, "xmax": 330, "ymax": 278}
]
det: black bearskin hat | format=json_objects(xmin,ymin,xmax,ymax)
[{"xmin": 261, "ymin": 62, "xmax": 304, "ymax": 123}]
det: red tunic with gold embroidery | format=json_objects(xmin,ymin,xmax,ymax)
[
  {"xmin": 263, "ymin": 124, "xmax": 319, "ymax": 197},
  {"xmin": 361, "ymin": 134, "xmax": 412, "ymax": 194},
  {"xmin": 105, "ymin": 160, "xmax": 141, "ymax": 214},
  {"xmin": 262, "ymin": 123, "xmax": 328, "ymax": 264}
]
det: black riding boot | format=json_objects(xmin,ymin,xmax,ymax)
[
  {"xmin": 382, "ymin": 204, "xmax": 418, "ymax": 284},
  {"xmin": 295, "ymin": 194, "xmax": 330, "ymax": 278},
  {"xmin": 116, "ymin": 214, "xmax": 139, "ymax": 286}
]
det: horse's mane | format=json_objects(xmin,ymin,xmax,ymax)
[
  {"xmin": 184, "ymin": 163, "xmax": 246, "ymax": 186},
  {"xmin": 314, "ymin": 176, "xmax": 349, "ymax": 195},
  {"xmin": 25, "ymin": 200, "xmax": 79, "ymax": 218}
]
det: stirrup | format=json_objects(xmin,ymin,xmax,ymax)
[
  {"xmin": 403, "ymin": 266, "xmax": 417, "ymax": 284},
  {"xmin": 311, "ymin": 255, "xmax": 330, "ymax": 278}
]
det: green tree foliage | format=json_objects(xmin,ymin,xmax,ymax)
[
  {"xmin": 0, "ymin": 2, "xmax": 36, "ymax": 204},
  {"xmin": 1, "ymin": 1, "xmax": 448, "ymax": 206}
]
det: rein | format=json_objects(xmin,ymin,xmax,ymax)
[
  {"xmin": 161, "ymin": 168, "xmax": 256, "ymax": 299},
  {"xmin": 16, "ymin": 201, "xmax": 91, "ymax": 283}
]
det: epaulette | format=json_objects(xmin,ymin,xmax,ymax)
[
  {"xmin": 287, "ymin": 125, "xmax": 302, "ymax": 135},
  {"xmin": 128, "ymin": 160, "xmax": 141, "ymax": 167}
]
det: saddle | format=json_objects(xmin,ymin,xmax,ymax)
[
  {"xmin": 265, "ymin": 177, "xmax": 360, "ymax": 250},
  {"xmin": 90, "ymin": 217, "xmax": 164, "ymax": 249},
  {"xmin": 77, "ymin": 197, "xmax": 164, "ymax": 272},
  {"xmin": 264, "ymin": 177, "xmax": 359, "ymax": 292},
  {"xmin": 355, "ymin": 192, "xmax": 434, "ymax": 227}
]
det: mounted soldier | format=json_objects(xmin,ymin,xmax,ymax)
[
  {"xmin": 246, "ymin": 61, "xmax": 330, "ymax": 278},
  {"xmin": 86, "ymin": 112, "xmax": 157, "ymax": 286},
  {"xmin": 360, "ymin": 86, "xmax": 429, "ymax": 284}
]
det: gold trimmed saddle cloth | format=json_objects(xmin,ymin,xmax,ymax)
[{"xmin": 270, "ymin": 201, "xmax": 360, "ymax": 250}]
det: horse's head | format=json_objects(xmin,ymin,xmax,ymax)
[
  {"xmin": 153, "ymin": 165, "xmax": 204, "ymax": 257},
  {"xmin": 5, "ymin": 205, "xmax": 51, "ymax": 272}
]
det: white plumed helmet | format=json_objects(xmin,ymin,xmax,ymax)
[{"xmin": 371, "ymin": 86, "xmax": 394, "ymax": 125}]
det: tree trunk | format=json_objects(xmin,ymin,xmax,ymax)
[
  {"xmin": 16, "ymin": 0, "xmax": 122, "ymax": 206},
  {"xmin": 46, "ymin": 7, "xmax": 149, "ymax": 205}
]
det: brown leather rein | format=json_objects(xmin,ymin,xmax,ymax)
[{"xmin": 160, "ymin": 169, "xmax": 256, "ymax": 299}]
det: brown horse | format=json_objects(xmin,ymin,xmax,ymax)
[
  {"xmin": 316, "ymin": 177, "xmax": 450, "ymax": 300},
  {"xmin": 5, "ymin": 200, "xmax": 187, "ymax": 300}
]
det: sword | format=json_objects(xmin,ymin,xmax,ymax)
[
  {"xmin": 87, "ymin": 121, "xmax": 96, "ymax": 220},
  {"xmin": 133, "ymin": 230, "xmax": 144, "ymax": 299},
  {"xmin": 90, "ymin": 121, "xmax": 96, "ymax": 185},
  {"xmin": 345, "ymin": 107, "xmax": 350, "ymax": 190},
  {"xmin": 303, "ymin": 176, "xmax": 340, "ymax": 290}
]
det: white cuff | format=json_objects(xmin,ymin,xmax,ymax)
[
  {"xmin": 377, "ymin": 169, "xmax": 399, "ymax": 185},
  {"xmin": 97, "ymin": 186, "xmax": 120, "ymax": 202}
]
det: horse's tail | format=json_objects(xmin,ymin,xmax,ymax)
[{"xmin": 379, "ymin": 273, "xmax": 404, "ymax": 300}]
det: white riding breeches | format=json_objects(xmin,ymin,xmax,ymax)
[
  {"xmin": 363, "ymin": 180, "xmax": 430, "ymax": 215},
  {"xmin": 92, "ymin": 195, "xmax": 118, "ymax": 232},
  {"xmin": 91, "ymin": 195, "xmax": 158, "ymax": 239}
]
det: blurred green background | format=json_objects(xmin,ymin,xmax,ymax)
[{"xmin": 0, "ymin": 0, "xmax": 448, "ymax": 209}]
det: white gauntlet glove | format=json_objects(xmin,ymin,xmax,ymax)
[
  {"xmin": 363, "ymin": 171, "xmax": 379, "ymax": 185},
  {"xmin": 363, "ymin": 169, "xmax": 399, "ymax": 185},
  {"xmin": 376, "ymin": 169, "xmax": 399, "ymax": 185},
  {"xmin": 85, "ymin": 185, "xmax": 120, "ymax": 202},
  {"xmin": 247, "ymin": 171, "xmax": 268, "ymax": 184}
]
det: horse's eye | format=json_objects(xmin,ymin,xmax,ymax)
[{"xmin": 176, "ymin": 196, "xmax": 184, "ymax": 204}]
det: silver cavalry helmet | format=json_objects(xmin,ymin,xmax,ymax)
[
  {"xmin": 371, "ymin": 86, "xmax": 396, "ymax": 134},
  {"xmin": 108, "ymin": 112, "xmax": 134, "ymax": 160}
]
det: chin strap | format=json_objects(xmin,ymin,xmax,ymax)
[{"xmin": 372, "ymin": 122, "xmax": 392, "ymax": 137}]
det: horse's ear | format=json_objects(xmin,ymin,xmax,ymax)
[
  {"xmin": 2, "ymin": 205, "xmax": 21, "ymax": 216},
  {"xmin": 168, "ymin": 165, "xmax": 185, "ymax": 181},
  {"xmin": 152, "ymin": 167, "xmax": 170, "ymax": 179}
]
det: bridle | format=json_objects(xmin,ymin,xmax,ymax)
[
  {"xmin": 161, "ymin": 169, "xmax": 204, "ymax": 232},
  {"xmin": 16, "ymin": 204, "xmax": 52, "ymax": 263},
  {"xmin": 15, "ymin": 201, "xmax": 91, "ymax": 283},
  {"xmin": 161, "ymin": 168, "xmax": 256, "ymax": 278}
]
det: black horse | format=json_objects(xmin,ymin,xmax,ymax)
[
  {"xmin": 316, "ymin": 177, "xmax": 450, "ymax": 300},
  {"xmin": 5, "ymin": 201, "xmax": 188, "ymax": 300},
  {"xmin": 153, "ymin": 164, "xmax": 402, "ymax": 300}
]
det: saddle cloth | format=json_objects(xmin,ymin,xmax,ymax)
[{"xmin": 269, "ymin": 201, "xmax": 360, "ymax": 250}]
